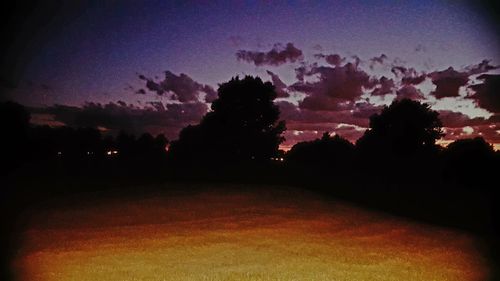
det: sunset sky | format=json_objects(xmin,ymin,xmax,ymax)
[{"xmin": 1, "ymin": 1, "xmax": 499, "ymax": 149}]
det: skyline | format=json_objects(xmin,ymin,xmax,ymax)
[{"xmin": 1, "ymin": 0, "xmax": 499, "ymax": 149}]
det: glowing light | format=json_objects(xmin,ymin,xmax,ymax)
[
  {"xmin": 462, "ymin": 126, "xmax": 474, "ymax": 135},
  {"xmin": 106, "ymin": 150, "xmax": 119, "ymax": 155}
]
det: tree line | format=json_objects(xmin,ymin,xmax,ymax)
[{"xmin": 1, "ymin": 76, "xmax": 498, "ymax": 188}]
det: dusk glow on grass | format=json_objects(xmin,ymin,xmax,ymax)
[{"xmin": 14, "ymin": 186, "xmax": 489, "ymax": 281}]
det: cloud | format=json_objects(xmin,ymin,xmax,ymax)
[
  {"xmin": 31, "ymin": 101, "xmax": 208, "ymax": 140},
  {"xmin": 402, "ymin": 75, "xmax": 426, "ymax": 85},
  {"xmin": 202, "ymin": 85, "xmax": 218, "ymax": 103},
  {"xmin": 314, "ymin": 53, "xmax": 344, "ymax": 66},
  {"xmin": 371, "ymin": 76, "xmax": 395, "ymax": 96},
  {"xmin": 395, "ymin": 85, "xmax": 424, "ymax": 100},
  {"xmin": 469, "ymin": 74, "xmax": 500, "ymax": 113},
  {"xmin": 369, "ymin": 54, "xmax": 388, "ymax": 69},
  {"xmin": 436, "ymin": 110, "xmax": 500, "ymax": 145},
  {"xmin": 138, "ymin": 71, "xmax": 216, "ymax": 103},
  {"xmin": 465, "ymin": 60, "xmax": 499, "ymax": 76},
  {"xmin": 438, "ymin": 110, "xmax": 490, "ymax": 128},
  {"xmin": 266, "ymin": 70, "xmax": 289, "ymax": 98},
  {"xmin": 370, "ymin": 54, "xmax": 388, "ymax": 64},
  {"xmin": 299, "ymin": 96, "xmax": 353, "ymax": 111},
  {"xmin": 390, "ymin": 65, "xmax": 426, "ymax": 85},
  {"xmin": 276, "ymin": 100, "xmax": 378, "ymax": 145},
  {"xmin": 236, "ymin": 43, "xmax": 303, "ymax": 66},
  {"xmin": 427, "ymin": 61, "xmax": 498, "ymax": 100},
  {"xmin": 135, "ymin": 89, "xmax": 146, "ymax": 95},
  {"xmin": 290, "ymin": 62, "xmax": 375, "ymax": 111},
  {"xmin": 428, "ymin": 67, "xmax": 469, "ymax": 99}
]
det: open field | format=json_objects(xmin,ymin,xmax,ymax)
[{"xmin": 12, "ymin": 184, "xmax": 490, "ymax": 281}]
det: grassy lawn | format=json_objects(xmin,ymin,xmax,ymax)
[{"xmin": 12, "ymin": 184, "xmax": 490, "ymax": 281}]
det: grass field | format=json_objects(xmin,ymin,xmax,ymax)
[{"xmin": 12, "ymin": 184, "xmax": 490, "ymax": 281}]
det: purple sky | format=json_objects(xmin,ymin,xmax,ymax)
[{"xmin": 2, "ymin": 1, "xmax": 499, "ymax": 148}]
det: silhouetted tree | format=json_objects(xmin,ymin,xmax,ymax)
[
  {"xmin": 286, "ymin": 132, "xmax": 355, "ymax": 173},
  {"xmin": 442, "ymin": 137, "xmax": 498, "ymax": 187},
  {"xmin": 355, "ymin": 99, "xmax": 443, "ymax": 181},
  {"xmin": 357, "ymin": 99, "xmax": 443, "ymax": 157},
  {"xmin": 0, "ymin": 101, "xmax": 30, "ymax": 171},
  {"xmin": 169, "ymin": 76, "xmax": 286, "ymax": 164}
]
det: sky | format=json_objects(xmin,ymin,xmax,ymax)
[{"xmin": 1, "ymin": 0, "xmax": 499, "ymax": 149}]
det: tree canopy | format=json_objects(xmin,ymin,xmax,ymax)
[
  {"xmin": 168, "ymin": 76, "xmax": 286, "ymax": 163},
  {"xmin": 356, "ymin": 99, "xmax": 443, "ymax": 157},
  {"xmin": 287, "ymin": 132, "xmax": 355, "ymax": 169}
]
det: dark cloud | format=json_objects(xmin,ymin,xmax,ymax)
[
  {"xmin": 290, "ymin": 63, "xmax": 375, "ymax": 111},
  {"xmin": 135, "ymin": 89, "xmax": 146, "ymax": 95},
  {"xmin": 465, "ymin": 60, "xmax": 499, "ymax": 76},
  {"xmin": 402, "ymin": 75, "xmax": 426, "ymax": 85},
  {"xmin": 299, "ymin": 96, "xmax": 353, "ymax": 111},
  {"xmin": 236, "ymin": 43, "xmax": 303, "ymax": 66},
  {"xmin": 202, "ymin": 85, "xmax": 218, "ymax": 103},
  {"xmin": 391, "ymin": 65, "xmax": 426, "ymax": 85},
  {"xmin": 438, "ymin": 110, "xmax": 490, "ymax": 128},
  {"xmin": 428, "ymin": 67, "xmax": 469, "ymax": 99},
  {"xmin": 31, "ymin": 101, "xmax": 208, "ymax": 140},
  {"xmin": 266, "ymin": 70, "xmax": 289, "ymax": 98},
  {"xmin": 294, "ymin": 63, "xmax": 317, "ymax": 82},
  {"xmin": 395, "ymin": 85, "xmax": 424, "ymax": 100},
  {"xmin": 369, "ymin": 54, "xmax": 388, "ymax": 69},
  {"xmin": 276, "ymin": 101, "xmax": 377, "ymax": 145},
  {"xmin": 314, "ymin": 53, "xmax": 344, "ymax": 66},
  {"xmin": 370, "ymin": 54, "xmax": 388, "ymax": 64},
  {"xmin": 139, "ymin": 71, "xmax": 216, "ymax": 103},
  {"xmin": 371, "ymin": 76, "xmax": 395, "ymax": 96},
  {"xmin": 426, "ymin": 61, "xmax": 498, "ymax": 99},
  {"xmin": 277, "ymin": 101, "xmax": 372, "ymax": 128},
  {"xmin": 351, "ymin": 55, "xmax": 362, "ymax": 67},
  {"xmin": 352, "ymin": 102, "xmax": 384, "ymax": 119},
  {"xmin": 436, "ymin": 110, "xmax": 500, "ymax": 145},
  {"xmin": 469, "ymin": 74, "xmax": 500, "ymax": 113}
]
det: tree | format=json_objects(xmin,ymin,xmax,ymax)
[
  {"xmin": 356, "ymin": 99, "xmax": 443, "ymax": 157},
  {"xmin": 169, "ymin": 76, "xmax": 285, "ymax": 163},
  {"xmin": 442, "ymin": 137, "xmax": 498, "ymax": 187},
  {"xmin": 0, "ymin": 101, "xmax": 31, "ymax": 170},
  {"xmin": 286, "ymin": 132, "xmax": 355, "ymax": 171}
]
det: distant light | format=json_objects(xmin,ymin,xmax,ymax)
[
  {"xmin": 57, "ymin": 151, "xmax": 62, "ymax": 156},
  {"xmin": 106, "ymin": 150, "xmax": 119, "ymax": 156},
  {"xmin": 279, "ymin": 158, "xmax": 284, "ymax": 162},
  {"xmin": 462, "ymin": 126, "xmax": 474, "ymax": 135}
]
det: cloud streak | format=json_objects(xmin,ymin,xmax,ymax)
[
  {"xmin": 31, "ymin": 101, "xmax": 208, "ymax": 140},
  {"xmin": 236, "ymin": 43, "xmax": 303, "ymax": 66},
  {"xmin": 138, "ymin": 71, "xmax": 217, "ymax": 103}
]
